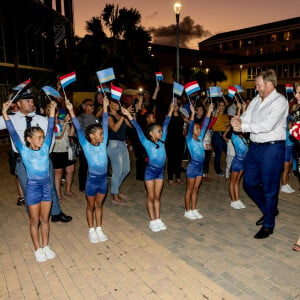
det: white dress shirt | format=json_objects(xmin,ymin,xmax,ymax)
[
  {"xmin": 241, "ymin": 89, "xmax": 288, "ymax": 143},
  {"xmin": 0, "ymin": 111, "xmax": 50, "ymax": 152}
]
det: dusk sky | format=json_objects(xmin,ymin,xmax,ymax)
[{"xmin": 73, "ymin": 0, "xmax": 300, "ymax": 49}]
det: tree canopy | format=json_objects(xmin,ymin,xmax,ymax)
[{"xmin": 73, "ymin": 4, "xmax": 156, "ymax": 90}]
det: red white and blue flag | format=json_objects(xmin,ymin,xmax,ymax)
[
  {"xmin": 12, "ymin": 79, "xmax": 31, "ymax": 91},
  {"xmin": 97, "ymin": 68, "xmax": 115, "ymax": 84},
  {"xmin": 59, "ymin": 71, "xmax": 76, "ymax": 89},
  {"xmin": 173, "ymin": 82, "xmax": 184, "ymax": 97},
  {"xmin": 42, "ymin": 86, "xmax": 61, "ymax": 98},
  {"xmin": 228, "ymin": 86, "xmax": 237, "ymax": 98},
  {"xmin": 209, "ymin": 86, "xmax": 222, "ymax": 97},
  {"xmin": 110, "ymin": 83, "xmax": 123, "ymax": 101},
  {"xmin": 155, "ymin": 72, "xmax": 163, "ymax": 81},
  {"xmin": 285, "ymin": 84, "xmax": 294, "ymax": 93},
  {"xmin": 184, "ymin": 81, "xmax": 200, "ymax": 96}
]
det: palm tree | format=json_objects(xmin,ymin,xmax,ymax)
[
  {"xmin": 74, "ymin": 4, "xmax": 155, "ymax": 88},
  {"xmin": 85, "ymin": 16, "xmax": 106, "ymax": 40},
  {"xmin": 101, "ymin": 4, "xmax": 142, "ymax": 39}
]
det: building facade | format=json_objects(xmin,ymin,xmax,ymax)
[
  {"xmin": 0, "ymin": 0, "xmax": 74, "ymax": 100},
  {"xmin": 199, "ymin": 17, "xmax": 300, "ymax": 98}
]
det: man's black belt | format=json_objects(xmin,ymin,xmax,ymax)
[{"xmin": 251, "ymin": 140, "xmax": 285, "ymax": 145}]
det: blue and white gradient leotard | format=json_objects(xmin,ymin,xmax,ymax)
[
  {"xmin": 186, "ymin": 117, "xmax": 209, "ymax": 178},
  {"xmin": 5, "ymin": 117, "xmax": 55, "ymax": 205},
  {"xmin": 130, "ymin": 116, "xmax": 171, "ymax": 180},
  {"xmin": 231, "ymin": 133, "xmax": 248, "ymax": 172},
  {"xmin": 72, "ymin": 112, "xmax": 108, "ymax": 196}
]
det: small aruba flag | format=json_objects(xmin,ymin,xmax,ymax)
[
  {"xmin": 173, "ymin": 82, "xmax": 184, "ymax": 97},
  {"xmin": 42, "ymin": 86, "xmax": 61, "ymax": 98},
  {"xmin": 110, "ymin": 83, "xmax": 123, "ymax": 101},
  {"xmin": 155, "ymin": 72, "xmax": 163, "ymax": 81},
  {"xmin": 59, "ymin": 71, "xmax": 76, "ymax": 89},
  {"xmin": 233, "ymin": 84, "xmax": 244, "ymax": 93},
  {"xmin": 209, "ymin": 86, "xmax": 222, "ymax": 97},
  {"xmin": 97, "ymin": 68, "xmax": 115, "ymax": 84}
]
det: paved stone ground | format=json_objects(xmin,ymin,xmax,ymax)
[{"xmin": 0, "ymin": 139, "xmax": 299, "ymax": 299}]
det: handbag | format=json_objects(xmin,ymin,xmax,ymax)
[{"xmin": 68, "ymin": 144, "xmax": 76, "ymax": 161}]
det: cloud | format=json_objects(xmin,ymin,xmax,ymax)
[
  {"xmin": 148, "ymin": 16, "xmax": 211, "ymax": 49},
  {"xmin": 145, "ymin": 11, "xmax": 159, "ymax": 19}
]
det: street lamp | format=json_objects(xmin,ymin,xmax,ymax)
[
  {"xmin": 173, "ymin": 2, "xmax": 181, "ymax": 82},
  {"xmin": 239, "ymin": 65, "xmax": 243, "ymax": 85}
]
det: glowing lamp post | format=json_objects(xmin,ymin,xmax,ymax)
[
  {"xmin": 239, "ymin": 65, "xmax": 243, "ymax": 85},
  {"xmin": 173, "ymin": 2, "xmax": 181, "ymax": 82}
]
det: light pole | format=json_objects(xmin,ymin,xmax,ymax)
[
  {"xmin": 174, "ymin": 2, "xmax": 181, "ymax": 82},
  {"xmin": 239, "ymin": 64, "xmax": 243, "ymax": 85}
]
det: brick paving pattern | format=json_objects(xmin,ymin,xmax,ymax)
[{"xmin": 0, "ymin": 139, "xmax": 299, "ymax": 299}]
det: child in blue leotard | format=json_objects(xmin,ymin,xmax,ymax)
[
  {"xmin": 65, "ymin": 97, "xmax": 110, "ymax": 243},
  {"xmin": 184, "ymin": 103, "xmax": 214, "ymax": 219},
  {"xmin": 224, "ymin": 102, "xmax": 248, "ymax": 209},
  {"xmin": 2, "ymin": 100, "xmax": 57, "ymax": 263},
  {"xmin": 121, "ymin": 103, "xmax": 174, "ymax": 232}
]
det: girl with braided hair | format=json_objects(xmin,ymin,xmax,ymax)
[
  {"xmin": 183, "ymin": 103, "xmax": 214, "ymax": 219},
  {"xmin": 121, "ymin": 103, "xmax": 174, "ymax": 232},
  {"xmin": 65, "ymin": 97, "xmax": 110, "ymax": 244}
]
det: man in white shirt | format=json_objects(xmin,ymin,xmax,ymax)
[
  {"xmin": 0, "ymin": 89, "xmax": 72, "ymax": 222},
  {"xmin": 231, "ymin": 69, "xmax": 288, "ymax": 239}
]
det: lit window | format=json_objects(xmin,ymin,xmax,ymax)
[
  {"xmin": 271, "ymin": 34, "xmax": 277, "ymax": 42},
  {"xmin": 284, "ymin": 32, "xmax": 291, "ymax": 41}
]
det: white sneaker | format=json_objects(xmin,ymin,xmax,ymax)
[
  {"xmin": 230, "ymin": 201, "xmax": 242, "ymax": 209},
  {"xmin": 237, "ymin": 200, "xmax": 246, "ymax": 209},
  {"xmin": 149, "ymin": 220, "xmax": 160, "ymax": 232},
  {"xmin": 184, "ymin": 210, "xmax": 197, "ymax": 219},
  {"xmin": 42, "ymin": 246, "xmax": 56, "ymax": 260},
  {"xmin": 95, "ymin": 227, "xmax": 108, "ymax": 242},
  {"xmin": 280, "ymin": 184, "xmax": 293, "ymax": 193},
  {"xmin": 88, "ymin": 228, "xmax": 99, "ymax": 243},
  {"xmin": 192, "ymin": 209, "xmax": 203, "ymax": 219},
  {"xmin": 156, "ymin": 219, "xmax": 167, "ymax": 231},
  {"xmin": 287, "ymin": 184, "xmax": 295, "ymax": 193},
  {"xmin": 34, "ymin": 248, "xmax": 47, "ymax": 263}
]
